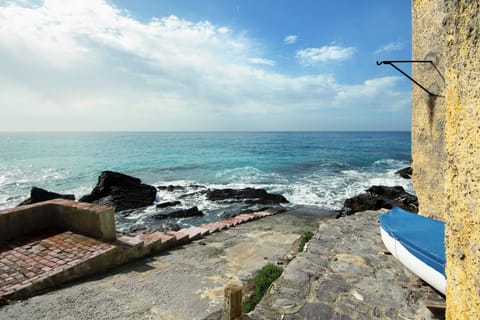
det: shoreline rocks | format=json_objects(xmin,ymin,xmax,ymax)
[
  {"xmin": 396, "ymin": 166, "xmax": 413, "ymax": 179},
  {"xmin": 17, "ymin": 187, "xmax": 75, "ymax": 207},
  {"xmin": 79, "ymin": 171, "xmax": 157, "ymax": 212},
  {"xmin": 206, "ymin": 188, "xmax": 289, "ymax": 205},
  {"xmin": 156, "ymin": 201, "xmax": 181, "ymax": 209},
  {"xmin": 153, "ymin": 206, "xmax": 204, "ymax": 220},
  {"xmin": 341, "ymin": 185, "xmax": 418, "ymax": 216}
]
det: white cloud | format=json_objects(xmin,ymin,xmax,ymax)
[
  {"xmin": 296, "ymin": 45, "xmax": 356, "ymax": 64},
  {"xmin": 284, "ymin": 35, "xmax": 297, "ymax": 45},
  {"xmin": 0, "ymin": 0, "xmax": 409, "ymax": 131},
  {"xmin": 248, "ymin": 57, "xmax": 275, "ymax": 66},
  {"xmin": 333, "ymin": 76, "xmax": 410, "ymax": 112},
  {"xmin": 374, "ymin": 42, "xmax": 404, "ymax": 55}
]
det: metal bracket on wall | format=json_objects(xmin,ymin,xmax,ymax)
[{"xmin": 376, "ymin": 60, "xmax": 443, "ymax": 97}]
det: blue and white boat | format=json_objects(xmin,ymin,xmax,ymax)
[{"xmin": 379, "ymin": 207, "xmax": 446, "ymax": 294}]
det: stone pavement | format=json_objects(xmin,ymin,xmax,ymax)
[{"xmin": 250, "ymin": 210, "xmax": 445, "ymax": 320}]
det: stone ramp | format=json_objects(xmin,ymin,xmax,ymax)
[{"xmin": 250, "ymin": 210, "xmax": 445, "ymax": 320}]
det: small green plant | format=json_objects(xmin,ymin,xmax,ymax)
[
  {"xmin": 242, "ymin": 263, "xmax": 283, "ymax": 313},
  {"xmin": 298, "ymin": 230, "xmax": 314, "ymax": 252}
]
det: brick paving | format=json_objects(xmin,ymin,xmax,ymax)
[{"xmin": 0, "ymin": 230, "xmax": 116, "ymax": 299}]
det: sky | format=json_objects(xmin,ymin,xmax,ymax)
[{"xmin": 0, "ymin": 0, "xmax": 412, "ymax": 131}]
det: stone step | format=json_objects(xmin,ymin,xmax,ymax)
[
  {"xmin": 236, "ymin": 213, "xmax": 257, "ymax": 222},
  {"xmin": 164, "ymin": 231, "xmax": 189, "ymax": 243},
  {"xmin": 140, "ymin": 232, "xmax": 176, "ymax": 252},
  {"xmin": 253, "ymin": 210, "xmax": 276, "ymax": 218},
  {"xmin": 199, "ymin": 221, "xmax": 228, "ymax": 233},
  {"xmin": 180, "ymin": 227, "xmax": 209, "ymax": 240},
  {"xmin": 221, "ymin": 217, "xmax": 240, "ymax": 227},
  {"xmin": 116, "ymin": 235, "xmax": 144, "ymax": 249}
]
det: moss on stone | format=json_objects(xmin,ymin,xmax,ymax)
[{"xmin": 242, "ymin": 263, "xmax": 283, "ymax": 313}]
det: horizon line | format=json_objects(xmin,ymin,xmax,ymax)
[{"xmin": 0, "ymin": 130, "xmax": 412, "ymax": 133}]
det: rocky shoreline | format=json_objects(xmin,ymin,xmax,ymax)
[{"xmin": 16, "ymin": 168, "xmax": 417, "ymax": 233}]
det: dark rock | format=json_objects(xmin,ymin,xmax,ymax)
[
  {"xmin": 341, "ymin": 185, "xmax": 418, "ymax": 216},
  {"xmin": 17, "ymin": 187, "xmax": 75, "ymax": 207},
  {"xmin": 79, "ymin": 171, "xmax": 156, "ymax": 212},
  {"xmin": 188, "ymin": 184, "xmax": 206, "ymax": 189},
  {"xmin": 156, "ymin": 201, "xmax": 181, "ymax": 208},
  {"xmin": 128, "ymin": 225, "xmax": 147, "ymax": 233},
  {"xmin": 367, "ymin": 185, "xmax": 406, "ymax": 199},
  {"xmin": 395, "ymin": 167, "xmax": 413, "ymax": 179},
  {"xmin": 153, "ymin": 206, "xmax": 204, "ymax": 220},
  {"xmin": 342, "ymin": 193, "xmax": 387, "ymax": 215},
  {"xmin": 157, "ymin": 185, "xmax": 185, "ymax": 192},
  {"xmin": 128, "ymin": 222, "xmax": 180, "ymax": 235},
  {"xmin": 178, "ymin": 190, "xmax": 207, "ymax": 198},
  {"xmin": 158, "ymin": 221, "xmax": 181, "ymax": 232},
  {"xmin": 206, "ymin": 188, "xmax": 288, "ymax": 205}
]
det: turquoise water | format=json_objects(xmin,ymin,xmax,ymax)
[{"xmin": 0, "ymin": 132, "xmax": 412, "ymax": 228}]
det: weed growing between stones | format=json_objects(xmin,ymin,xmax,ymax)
[
  {"xmin": 242, "ymin": 263, "xmax": 283, "ymax": 313},
  {"xmin": 298, "ymin": 231, "xmax": 314, "ymax": 251}
]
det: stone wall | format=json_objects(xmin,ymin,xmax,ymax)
[
  {"xmin": 0, "ymin": 199, "xmax": 116, "ymax": 242},
  {"xmin": 443, "ymin": 1, "xmax": 480, "ymax": 319},
  {"xmin": 411, "ymin": 0, "xmax": 447, "ymax": 219},
  {"xmin": 413, "ymin": 1, "xmax": 480, "ymax": 319}
]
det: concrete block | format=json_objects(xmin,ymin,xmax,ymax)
[{"xmin": 223, "ymin": 283, "xmax": 242, "ymax": 320}]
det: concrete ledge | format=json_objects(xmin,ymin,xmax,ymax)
[
  {"xmin": 0, "ymin": 203, "xmax": 56, "ymax": 242},
  {"xmin": 0, "ymin": 200, "xmax": 115, "ymax": 242},
  {"xmin": 50, "ymin": 200, "xmax": 116, "ymax": 241}
]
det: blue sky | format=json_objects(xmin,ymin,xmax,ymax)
[{"xmin": 0, "ymin": 0, "xmax": 412, "ymax": 131}]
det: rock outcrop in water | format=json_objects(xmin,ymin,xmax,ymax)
[
  {"xmin": 127, "ymin": 221, "xmax": 181, "ymax": 236},
  {"xmin": 395, "ymin": 166, "xmax": 413, "ymax": 179},
  {"xmin": 79, "ymin": 171, "xmax": 157, "ymax": 212},
  {"xmin": 206, "ymin": 187, "xmax": 289, "ymax": 205},
  {"xmin": 152, "ymin": 206, "xmax": 204, "ymax": 220},
  {"xmin": 341, "ymin": 185, "xmax": 418, "ymax": 216},
  {"xmin": 17, "ymin": 187, "xmax": 75, "ymax": 207},
  {"xmin": 156, "ymin": 201, "xmax": 181, "ymax": 208}
]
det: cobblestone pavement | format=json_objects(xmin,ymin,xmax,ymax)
[{"xmin": 251, "ymin": 210, "xmax": 445, "ymax": 320}]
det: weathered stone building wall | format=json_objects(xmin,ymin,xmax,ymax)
[
  {"xmin": 412, "ymin": 0, "xmax": 447, "ymax": 220},
  {"xmin": 412, "ymin": 1, "xmax": 480, "ymax": 319},
  {"xmin": 443, "ymin": 1, "xmax": 480, "ymax": 319}
]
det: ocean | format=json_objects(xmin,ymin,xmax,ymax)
[{"xmin": 0, "ymin": 131, "xmax": 412, "ymax": 231}]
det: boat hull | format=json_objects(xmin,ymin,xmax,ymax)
[{"xmin": 379, "ymin": 207, "xmax": 446, "ymax": 294}]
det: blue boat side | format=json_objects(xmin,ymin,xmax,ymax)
[{"xmin": 379, "ymin": 207, "xmax": 446, "ymax": 276}]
